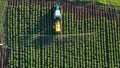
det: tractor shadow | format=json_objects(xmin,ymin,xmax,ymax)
[{"xmin": 32, "ymin": 7, "xmax": 58, "ymax": 48}]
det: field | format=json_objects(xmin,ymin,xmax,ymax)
[
  {"xmin": 6, "ymin": 1, "xmax": 120, "ymax": 68},
  {"xmin": 0, "ymin": 0, "xmax": 120, "ymax": 68}
]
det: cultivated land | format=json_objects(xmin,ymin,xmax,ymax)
[
  {"xmin": 0, "ymin": 0, "xmax": 120, "ymax": 68},
  {"xmin": 7, "ymin": 1, "xmax": 120, "ymax": 68}
]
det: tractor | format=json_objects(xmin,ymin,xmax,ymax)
[{"xmin": 53, "ymin": 5, "xmax": 62, "ymax": 32}]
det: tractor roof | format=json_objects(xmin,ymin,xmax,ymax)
[{"xmin": 55, "ymin": 5, "xmax": 60, "ymax": 10}]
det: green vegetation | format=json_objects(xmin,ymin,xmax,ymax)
[
  {"xmin": 68, "ymin": 0, "xmax": 120, "ymax": 7},
  {"xmin": 0, "ymin": 0, "xmax": 7, "ymax": 39},
  {"xmin": 97, "ymin": 0, "xmax": 120, "ymax": 6},
  {"xmin": 7, "ymin": 4, "xmax": 120, "ymax": 68}
]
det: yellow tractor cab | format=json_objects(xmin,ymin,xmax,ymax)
[{"xmin": 55, "ymin": 21, "xmax": 61, "ymax": 32}]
